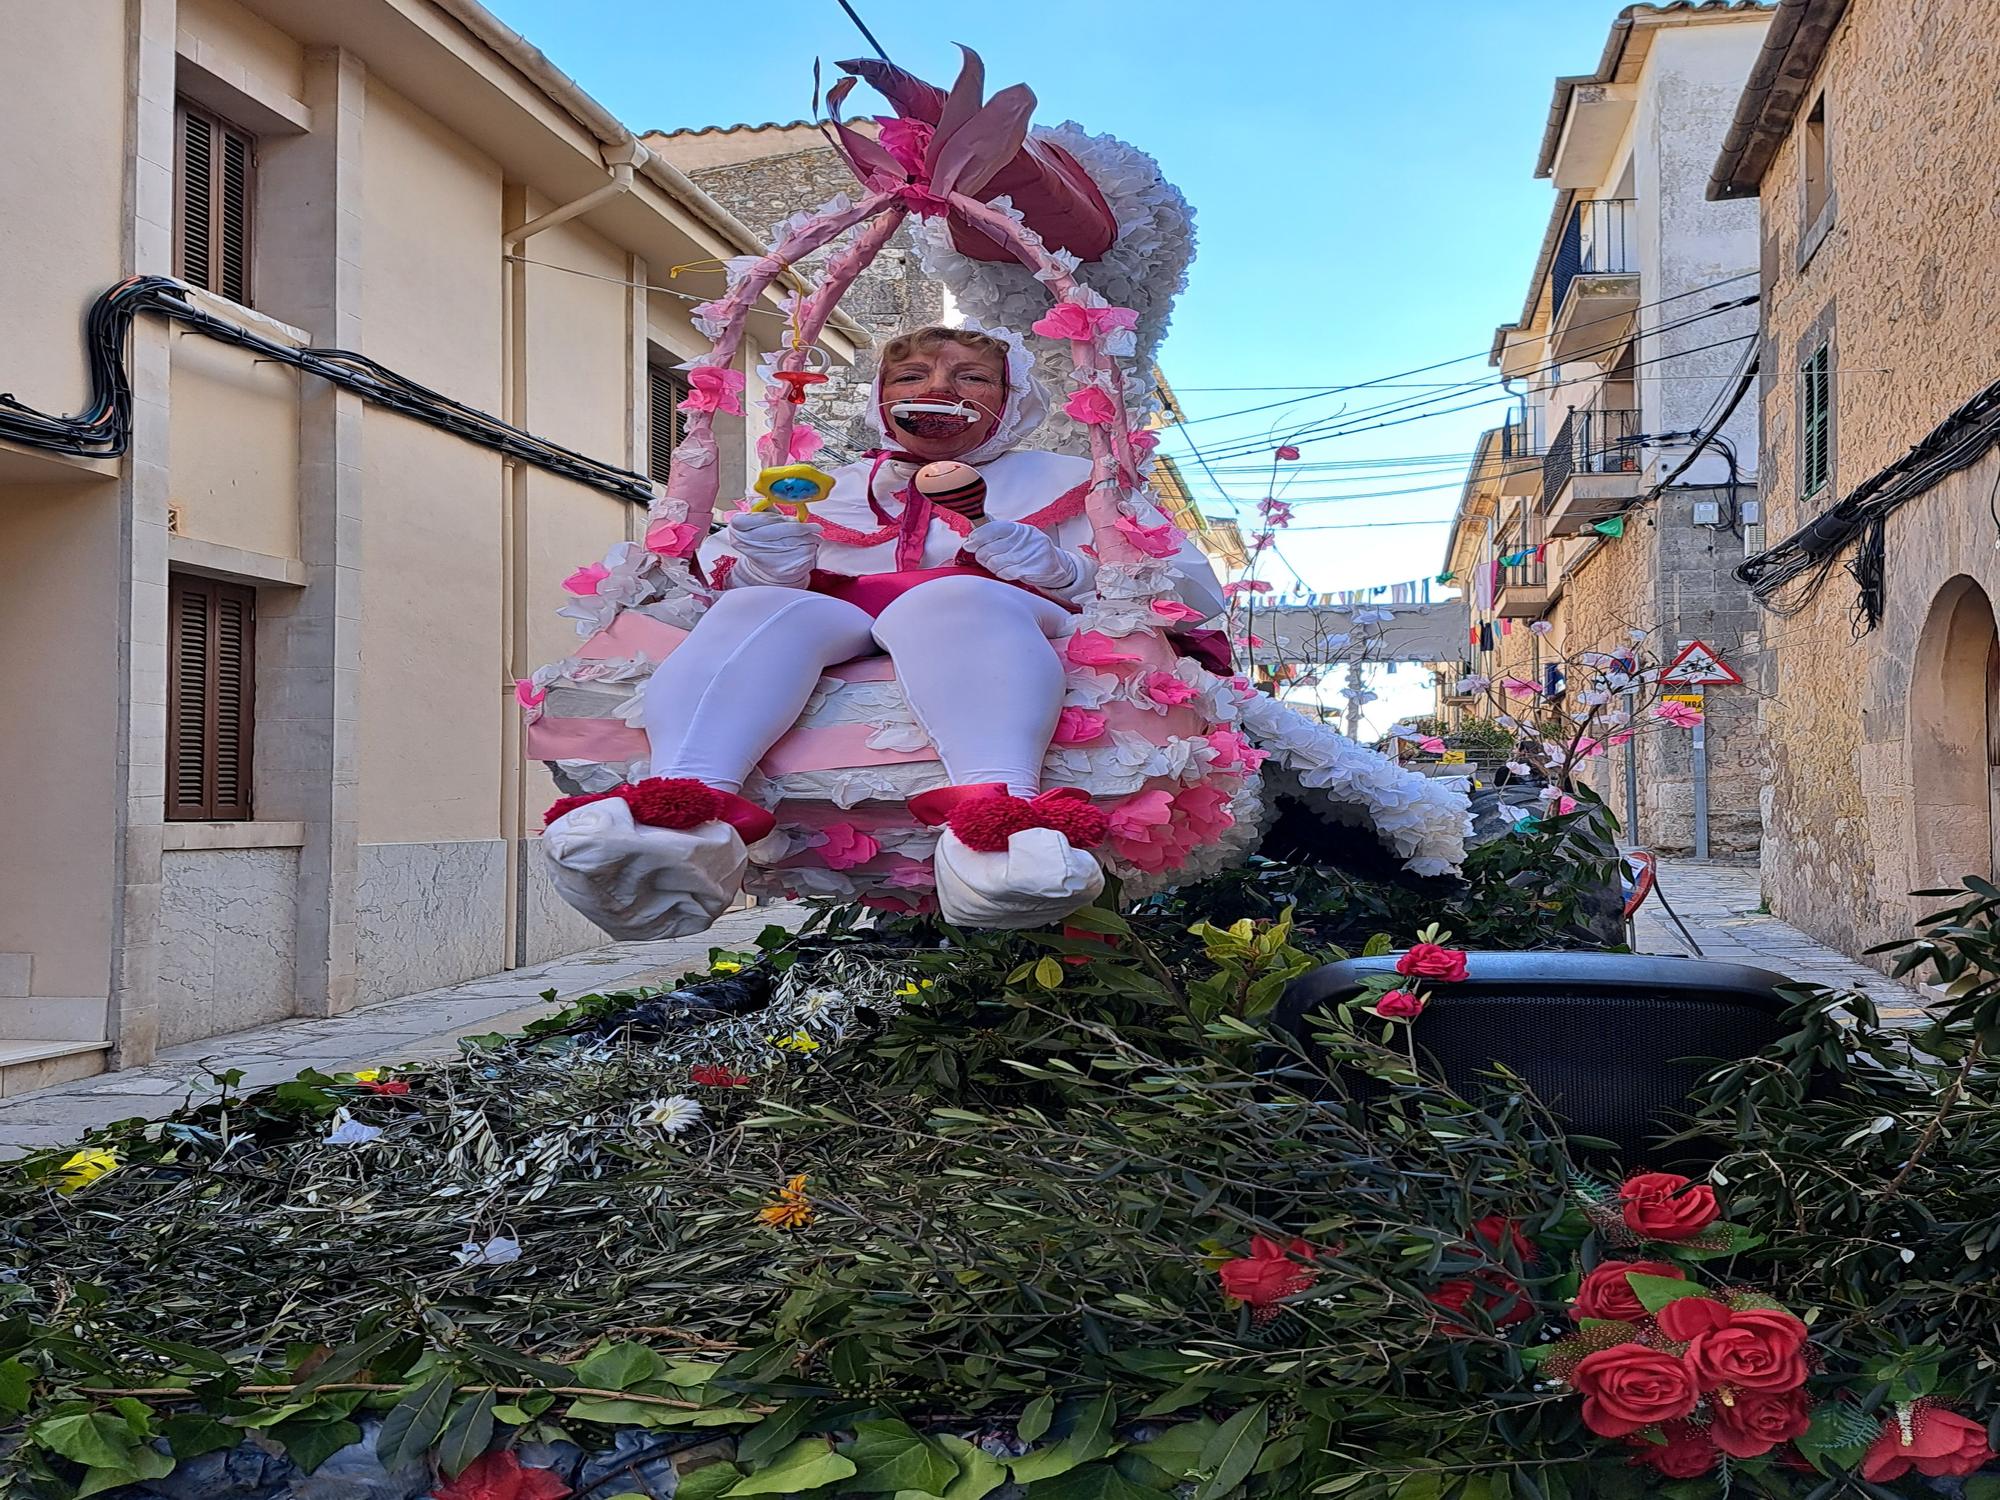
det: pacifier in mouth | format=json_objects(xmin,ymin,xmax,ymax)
[{"xmin": 889, "ymin": 398, "xmax": 981, "ymax": 440}]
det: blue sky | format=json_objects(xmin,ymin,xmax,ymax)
[{"xmin": 487, "ymin": 0, "xmax": 1638, "ymax": 727}]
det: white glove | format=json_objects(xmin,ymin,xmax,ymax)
[
  {"xmin": 724, "ymin": 509, "xmax": 819, "ymax": 588},
  {"xmin": 964, "ymin": 519, "xmax": 1085, "ymax": 591}
]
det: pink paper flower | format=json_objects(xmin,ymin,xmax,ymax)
[
  {"xmin": 1150, "ymin": 600, "xmax": 1206, "ymax": 622},
  {"xmin": 1064, "ymin": 386, "xmax": 1118, "ymax": 426},
  {"xmin": 1258, "ymin": 498, "xmax": 1295, "ymax": 527},
  {"xmin": 1541, "ymin": 790, "xmax": 1579, "ymax": 815},
  {"xmin": 760, "ymin": 424, "xmax": 825, "ymax": 465},
  {"xmin": 1127, "ymin": 427, "xmax": 1160, "ymax": 454},
  {"xmin": 816, "ymin": 822, "xmax": 880, "ymax": 871},
  {"xmin": 1142, "ymin": 671, "xmax": 1199, "ymax": 707},
  {"xmin": 877, "ymin": 116, "xmax": 934, "ymax": 177},
  {"xmin": 1609, "ymin": 730, "xmax": 1635, "ymax": 746},
  {"xmin": 1066, "ymin": 631, "xmax": 1144, "ymax": 669},
  {"xmin": 1653, "ymin": 700, "xmax": 1705, "ymax": 729},
  {"xmin": 1576, "ymin": 736, "xmax": 1605, "ymax": 758},
  {"xmin": 1174, "ymin": 783, "xmax": 1236, "ymax": 843},
  {"xmin": 1275, "ymin": 445, "xmax": 1301, "ymax": 461},
  {"xmin": 645, "ymin": 519, "xmax": 700, "ymax": 557},
  {"xmin": 1205, "ymin": 729, "xmax": 1269, "ymax": 772},
  {"xmin": 1231, "ymin": 633, "xmax": 1266, "ymax": 648},
  {"xmin": 562, "ymin": 562, "xmax": 610, "ymax": 595},
  {"xmin": 1032, "ymin": 303, "xmax": 1140, "ymax": 341},
  {"xmin": 1113, "ymin": 514, "xmax": 1182, "ymax": 559},
  {"xmin": 1053, "ymin": 707, "xmax": 1109, "ymax": 745},
  {"xmin": 514, "ymin": 679, "xmax": 547, "ymax": 708},
  {"xmin": 1418, "ymin": 736, "xmax": 1448, "ymax": 754},
  {"xmin": 1222, "ymin": 580, "xmax": 1273, "ymax": 598},
  {"xmin": 880, "ymin": 855, "xmax": 936, "ymax": 891},
  {"xmin": 1499, "ymin": 677, "xmax": 1543, "ymax": 699},
  {"xmin": 1106, "ymin": 788, "xmax": 1177, "ymax": 872},
  {"xmin": 680, "ymin": 365, "xmax": 746, "ymax": 416}
]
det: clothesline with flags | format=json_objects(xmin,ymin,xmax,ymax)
[
  {"xmin": 1464, "ymin": 515, "xmax": 1627, "ymax": 651},
  {"xmin": 1271, "ymin": 576, "xmax": 1450, "ymax": 608}
]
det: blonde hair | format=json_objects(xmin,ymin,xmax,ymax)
[{"xmin": 878, "ymin": 326, "xmax": 1009, "ymax": 371}]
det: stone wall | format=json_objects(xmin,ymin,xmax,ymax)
[{"xmin": 1749, "ymin": 0, "xmax": 2000, "ymax": 959}]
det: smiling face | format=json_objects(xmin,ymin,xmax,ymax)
[{"xmin": 878, "ymin": 334, "xmax": 1008, "ymax": 462}]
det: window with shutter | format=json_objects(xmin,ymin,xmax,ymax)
[
  {"xmin": 647, "ymin": 364, "xmax": 689, "ymax": 484},
  {"xmin": 167, "ymin": 574, "xmax": 256, "ymax": 821},
  {"xmin": 175, "ymin": 100, "xmax": 255, "ymax": 305},
  {"xmin": 1799, "ymin": 343, "xmax": 1832, "ymax": 499}
]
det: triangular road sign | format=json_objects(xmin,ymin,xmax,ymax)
[{"xmin": 1663, "ymin": 638, "xmax": 1741, "ymax": 686}]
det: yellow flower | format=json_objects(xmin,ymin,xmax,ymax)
[
  {"xmin": 756, "ymin": 1173, "xmax": 814, "ymax": 1230},
  {"xmin": 56, "ymin": 1147, "xmax": 119, "ymax": 1195},
  {"xmin": 712, "ymin": 960, "xmax": 743, "ymax": 974},
  {"xmin": 893, "ymin": 979, "xmax": 936, "ymax": 999},
  {"xmin": 351, "ymin": 1069, "xmax": 382, "ymax": 1083},
  {"xmin": 768, "ymin": 1030, "xmax": 819, "ymax": 1053}
]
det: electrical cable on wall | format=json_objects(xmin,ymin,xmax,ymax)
[{"xmin": 0, "ymin": 276, "xmax": 657, "ymax": 506}]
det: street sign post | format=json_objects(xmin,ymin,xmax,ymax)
[
  {"xmin": 1660, "ymin": 641, "xmax": 1735, "ymax": 859},
  {"xmin": 1663, "ymin": 639, "xmax": 1741, "ymax": 687}
]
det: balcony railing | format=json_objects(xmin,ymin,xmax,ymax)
[
  {"xmin": 1502, "ymin": 555, "xmax": 1546, "ymax": 591},
  {"xmin": 1542, "ymin": 407, "xmax": 1642, "ymax": 499},
  {"xmin": 1501, "ymin": 411, "xmax": 1540, "ymax": 461},
  {"xmin": 1550, "ymin": 198, "xmax": 1636, "ymax": 321}
]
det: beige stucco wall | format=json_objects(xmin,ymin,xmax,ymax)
[
  {"xmin": 176, "ymin": 0, "xmax": 303, "ymax": 102},
  {"xmin": 1751, "ymin": 0, "xmax": 2000, "ymax": 959}
]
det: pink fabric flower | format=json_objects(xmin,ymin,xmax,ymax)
[
  {"xmin": 1609, "ymin": 730, "xmax": 1635, "ymax": 746},
  {"xmin": 1066, "ymin": 631, "xmax": 1143, "ymax": 669},
  {"xmin": 880, "ymin": 856, "xmax": 936, "ymax": 891},
  {"xmin": 1542, "ymin": 792, "xmax": 1579, "ymax": 815},
  {"xmin": 1053, "ymin": 707, "xmax": 1109, "ymax": 745},
  {"xmin": 1150, "ymin": 599, "xmax": 1206, "ymax": 622},
  {"xmin": 1142, "ymin": 671, "xmax": 1199, "ymax": 707},
  {"xmin": 1107, "ymin": 789, "xmax": 1177, "ymax": 873},
  {"xmin": 816, "ymin": 823, "xmax": 880, "ymax": 871},
  {"xmin": 1231, "ymin": 634, "xmax": 1266, "ymax": 648},
  {"xmin": 1174, "ymin": 783, "xmax": 1235, "ymax": 843},
  {"xmin": 514, "ymin": 679, "xmax": 547, "ymax": 708},
  {"xmin": 877, "ymin": 116, "xmax": 934, "ymax": 176},
  {"xmin": 1113, "ymin": 514, "xmax": 1182, "ymax": 559},
  {"xmin": 761, "ymin": 424, "xmax": 825, "ymax": 465},
  {"xmin": 1222, "ymin": 580, "xmax": 1273, "ymax": 599},
  {"xmin": 1418, "ymin": 736, "xmax": 1448, "ymax": 754},
  {"xmin": 680, "ymin": 365, "xmax": 746, "ymax": 416},
  {"xmin": 1275, "ymin": 445, "xmax": 1301, "ymax": 461},
  {"xmin": 1576, "ymin": 736, "xmax": 1605, "ymax": 758},
  {"xmin": 1127, "ymin": 427, "xmax": 1160, "ymax": 454},
  {"xmin": 1499, "ymin": 677, "xmax": 1543, "ymax": 699},
  {"xmin": 1064, "ymin": 386, "xmax": 1118, "ymax": 426},
  {"xmin": 562, "ymin": 562, "xmax": 610, "ymax": 595},
  {"xmin": 1653, "ymin": 700, "xmax": 1705, "ymax": 729},
  {"xmin": 645, "ymin": 519, "xmax": 700, "ymax": 557},
  {"xmin": 1032, "ymin": 303, "xmax": 1139, "ymax": 341},
  {"xmin": 1258, "ymin": 498, "xmax": 1295, "ymax": 527},
  {"xmin": 1205, "ymin": 729, "xmax": 1269, "ymax": 772}
]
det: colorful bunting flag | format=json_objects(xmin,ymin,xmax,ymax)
[{"xmin": 1592, "ymin": 516, "xmax": 1626, "ymax": 539}]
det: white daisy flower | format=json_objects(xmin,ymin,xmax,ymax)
[{"xmin": 638, "ymin": 1095, "xmax": 704, "ymax": 1136}]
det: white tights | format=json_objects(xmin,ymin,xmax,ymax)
[{"xmin": 641, "ymin": 577, "xmax": 1072, "ymax": 798}]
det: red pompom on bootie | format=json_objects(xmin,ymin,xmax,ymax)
[
  {"xmin": 544, "ymin": 777, "xmax": 776, "ymax": 843},
  {"xmin": 909, "ymin": 784, "xmax": 1108, "ymax": 854}
]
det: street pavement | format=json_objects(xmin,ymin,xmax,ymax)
[{"xmin": 0, "ymin": 860, "xmax": 1924, "ymax": 1158}]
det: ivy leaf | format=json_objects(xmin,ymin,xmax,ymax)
[
  {"xmin": 73, "ymin": 1447, "xmax": 174, "ymax": 1499},
  {"xmin": 573, "ymin": 1340, "xmax": 663, "ymax": 1392},
  {"xmin": 375, "ymin": 1371, "xmax": 456, "ymax": 1471},
  {"xmin": 33, "ymin": 1412, "xmax": 141, "ymax": 1469},
  {"xmin": 674, "ymin": 1465, "xmax": 744, "ymax": 1500},
  {"xmin": 270, "ymin": 1416, "xmax": 362, "ymax": 1474},
  {"xmin": 1193, "ymin": 1401, "xmax": 1268, "ymax": 1500},
  {"xmin": 437, "ymin": 1389, "xmax": 499, "ymax": 1477},
  {"xmin": 936, "ymin": 1436, "xmax": 1008, "ymax": 1500},
  {"xmin": 735, "ymin": 1399, "xmax": 818, "ymax": 1466},
  {"xmin": 723, "ymin": 1437, "xmax": 857, "ymax": 1496},
  {"xmin": 844, "ymin": 1418, "xmax": 961, "ymax": 1495},
  {"xmin": 1012, "ymin": 1395, "xmax": 1118, "ymax": 1486},
  {"xmin": 161, "ymin": 1414, "xmax": 240, "ymax": 1460},
  {"xmin": 1020, "ymin": 1463, "xmax": 1160, "ymax": 1500},
  {"xmin": 1019, "ymin": 1394, "xmax": 1055, "ymax": 1444},
  {"xmin": 1625, "ymin": 1273, "xmax": 1706, "ymax": 1314},
  {"xmin": 0, "ymin": 1357, "xmax": 31, "ymax": 1417}
]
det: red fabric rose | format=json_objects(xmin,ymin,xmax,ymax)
[
  {"xmin": 1654, "ymin": 1295, "xmax": 1733, "ymax": 1342},
  {"xmin": 431, "ymin": 1449, "xmax": 572, "ymax": 1500},
  {"xmin": 1709, "ymin": 1387, "xmax": 1813, "ymax": 1459},
  {"xmin": 1395, "ymin": 943, "xmax": 1469, "ymax": 982},
  {"xmin": 1470, "ymin": 1215, "xmax": 1533, "ymax": 1263},
  {"xmin": 690, "ymin": 1065, "xmax": 751, "ymax": 1088},
  {"xmin": 362, "ymin": 1079, "xmax": 411, "ymax": 1096},
  {"xmin": 1618, "ymin": 1171, "xmax": 1720, "ymax": 1241},
  {"xmin": 1682, "ymin": 1307, "xmax": 1809, "ymax": 1392},
  {"xmin": 1570, "ymin": 1343, "xmax": 1700, "ymax": 1437},
  {"xmin": 1373, "ymin": 989, "xmax": 1426, "ymax": 1019},
  {"xmin": 1427, "ymin": 1275, "xmax": 1532, "ymax": 1335},
  {"xmin": 1572, "ymin": 1260, "xmax": 1685, "ymax": 1323},
  {"xmin": 1218, "ymin": 1236, "xmax": 1317, "ymax": 1320},
  {"xmin": 1861, "ymin": 1406, "xmax": 1997, "ymax": 1481},
  {"xmin": 1627, "ymin": 1420, "xmax": 1720, "ymax": 1478}
]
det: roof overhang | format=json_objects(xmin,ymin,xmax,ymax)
[{"xmin": 1708, "ymin": 0, "xmax": 1849, "ymax": 199}]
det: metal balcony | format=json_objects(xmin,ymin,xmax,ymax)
[
  {"xmin": 1495, "ymin": 555, "xmax": 1549, "ymax": 619},
  {"xmin": 1548, "ymin": 198, "xmax": 1638, "ymax": 361},
  {"xmin": 1499, "ymin": 412, "xmax": 1542, "ymax": 497},
  {"xmin": 1541, "ymin": 406, "xmax": 1643, "ymax": 535}
]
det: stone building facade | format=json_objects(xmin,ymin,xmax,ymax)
[
  {"xmin": 1711, "ymin": 0, "xmax": 2000, "ymax": 961},
  {"xmin": 1437, "ymin": 3, "xmax": 1771, "ymax": 855}
]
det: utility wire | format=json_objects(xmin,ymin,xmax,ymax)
[{"xmin": 833, "ymin": 0, "xmax": 893, "ymax": 62}]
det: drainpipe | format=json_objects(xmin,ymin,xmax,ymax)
[{"xmin": 498, "ymin": 141, "xmax": 648, "ymax": 969}]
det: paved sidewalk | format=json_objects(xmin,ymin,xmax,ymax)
[
  {"xmin": 0, "ymin": 905, "xmax": 805, "ymax": 1160},
  {"xmin": 1629, "ymin": 858, "xmax": 1926, "ymax": 1022}
]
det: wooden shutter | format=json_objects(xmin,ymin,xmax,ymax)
[
  {"xmin": 175, "ymin": 101, "xmax": 254, "ymax": 305},
  {"xmin": 167, "ymin": 574, "xmax": 256, "ymax": 821},
  {"xmin": 1800, "ymin": 344, "xmax": 1831, "ymax": 497},
  {"xmin": 647, "ymin": 365, "xmax": 688, "ymax": 484}
]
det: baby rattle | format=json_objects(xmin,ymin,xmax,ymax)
[
  {"xmin": 913, "ymin": 460, "xmax": 987, "ymax": 523},
  {"xmin": 750, "ymin": 463, "xmax": 837, "ymax": 521}
]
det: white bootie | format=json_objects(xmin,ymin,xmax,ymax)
[
  {"xmin": 932, "ymin": 825, "xmax": 1104, "ymax": 930},
  {"xmin": 541, "ymin": 796, "xmax": 747, "ymax": 940}
]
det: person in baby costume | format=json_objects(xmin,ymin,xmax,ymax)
[{"xmin": 541, "ymin": 321, "xmax": 1225, "ymax": 939}]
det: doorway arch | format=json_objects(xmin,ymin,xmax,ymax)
[{"xmin": 1909, "ymin": 575, "xmax": 2000, "ymax": 891}]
